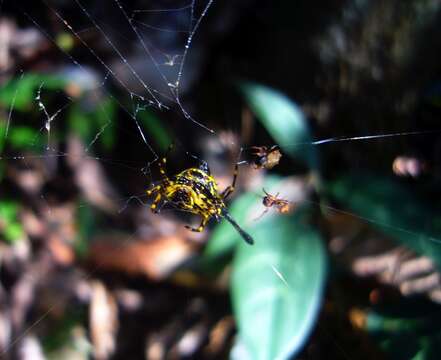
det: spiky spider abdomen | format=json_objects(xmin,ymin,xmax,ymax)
[
  {"xmin": 146, "ymin": 150, "xmax": 254, "ymax": 244},
  {"xmin": 169, "ymin": 168, "xmax": 224, "ymax": 218}
]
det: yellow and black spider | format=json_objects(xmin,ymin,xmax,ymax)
[{"xmin": 146, "ymin": 147, "xmax": 254, "ymax": 245}]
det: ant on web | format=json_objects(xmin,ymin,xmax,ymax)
[{"xmin": 255, "ymin": 188, "xmax": 295, "ymax": 220}]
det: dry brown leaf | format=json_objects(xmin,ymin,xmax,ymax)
[
  {"xmin": 89, "ymin": 281, "xmax": 118, "ymax": 360},
  {"xmin": 67, "ymin": 136, "xmax": 119, "ymax": 214},
  {"xmin": 204, "ymin": 316, "xmax": 234, "ymax": 356},
  {"xmin": 88, "ymin": 235, "xmax": 196, "ymax": 281}
]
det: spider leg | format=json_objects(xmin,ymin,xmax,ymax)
[
  {"xmin": 158, "ymin": 143, "xmax": 174, "ymax": 186},
  {"xmin": 146, "ymin": 184, "xmax": 161, "ymax": 197},
  {"xmin": 222, "ymin": 147, "xmax": 245, "ymax": 200},
  {"xmin": 222, "ymin": 161, "xmax": 239, "ymax": 200},
  {"xmin": 185, "ymin": 215, "xmax": 209, "ymax": 232},
  {"xmin": 150, "ymin": 192, "xmax": 162, "ymax": 213}
]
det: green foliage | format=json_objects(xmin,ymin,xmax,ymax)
[
  {"xmin": 42, "ymin": 310, "xmax": 88, "ymax": 355},
  {"xmin": 205, "ymin": 177, "xmax": 326, "ymax": 359},
  {"xmin": 0, "ymin": 74, "xmax": 65, "ymax": 111},
  {"xmin": 328, "ymin": 173, "xmax": 441, "ymax": 266},
  {"xmin": 203, "ymin": 176, "xmax": 282, "ymax": 263},
  {"xmin": 364, "ymin": 298, "xmax": 441, "ymax": 360},
  {"xmin": 231, "ymin": 209, "xmax": 326, "ymax": 359},
  {"xmin": 68, "ymin": 98, "xmax": 116, "ymax": 150},
  {"xmin": 240, "ymin": 82, "xmax": 319, "ymax": 172},
  {"xmin": 137, "ymin": 109, "xmax": 172, "ymax": 151},
  {"xmin": 0, "ymin": 121, "xmax": 5, "ymax": 154},
  {"xmin": 8, "ymin": 126, "xmax": 45, "ymax": 150},
  {"xmin": 0, "ymin": 73, "xmax": 64, "ymax": 155},
  {"xmin": 0, "ymin": 200, "xmax": 24, "ymax": 243},
  {"xmin": 203, "ymin": 83, "xmax": 328, "ymax": 358}
]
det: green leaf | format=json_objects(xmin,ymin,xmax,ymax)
[
  {"xmin": 363, "ymin": 303, "xmax": 441, "ymax": 360},
  {"xmin": 367, "ymin": 311, "xmax": 441, "ymax": 336},
  {"xmin": 75, "ymin": 203, "xmax": 95, "ymax": 258},
  {"xmin": 42, "ymin": 310, "xmax": 86, "ymax": 354},
  {"xmin": 8, "ymin": 126, "xmax": 43, "ymax": 150},
  {"xmin": 68, "ymin": 98, "xmax": 116, "ymax": 150},
  {"xmin": 0, "ymin": 201, "xmax": 19, "ymax": 222},
  {"xmin": 327, "ymin": 173, "xmax": 441, "ymax": 266},
  {"xmin": 0, "ymin": 121, "xmax": 6, "ymax": 153},
  {"xmin": 202, "ymin": 176, "xmax": 283, "ymax": 267},
  {"xmin": 231, "ymin": 209, "xmax": 327, "ymax": 359},
  {"xmin": 4, "ymin": 222, "xmax": 24, "ymax": 243},
  {"xmin": 0, "ymin": 200, "xmax": 24, "ymax": 243},
  {"xmin": 240, "ymin": 82, "xmax": 319, "ymax": 171},
  {"xmin": 95, "ymin": 98, "xmax": 116, "ymax": 150},
  {"xmin": 68, "ymin": 103, "xmax": 94, "ymax": 142},
  {"xmin": 138, "ymin": 110, "xmax": 171, "ymax": 151},
  {"xmin": 0, "ymin": 73, "xmax": 65, "ymax": 111}
]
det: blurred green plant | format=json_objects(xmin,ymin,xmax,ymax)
[
  {"xmin": 0, "ymin": 73, "xmax": 65, "ymax": 112},
  {"xmin": 68, "ymin": 98, "xmax": 117, "ymax": 150},
  {"xmin": 205, "ymin": 81, "xmax": 441, "ymax": 358},
  {"xmin": 0, "ymin": 200, "xmax": 24, "ymax": 243},
  {"xmin": 358, "ymin": 298, "xmax": 441, "ymax": 360},
  {"xmin": 42, "ymin": 310, "xmax": 90, "ymax": 357},
  {"xmin": 231, "ymin": 208, "xmax": 326, "ymax": 359},
  {"xmin": 137, "ymin": 108, "xmax": 172, "ymax": 151},
  {"xmin": 240, "ymin": 82, "xmax": 320, "ymax": 172},
  {"xmin": 328, "ymin": 174, "xmax": 441, "ymax": 267},
  {"xmin": 75, "ymin": 203, "xmax": 97, "ymax": 258},
  {"xmin": 199, "ymin": 83, "xmax": 327, "ymax": 359}
]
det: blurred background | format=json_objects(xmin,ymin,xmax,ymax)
[{"xmin": 1, "ymin": 0, "xmax": 441, "ymax": 359}]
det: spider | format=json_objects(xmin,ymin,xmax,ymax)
[
  {"xmin": 255, "ymin": 188, "xmax": 293, "ymax": 220},
  {"xmin": 146, "ymin": 147, "xmax": 254, "ymax": 245},
  {"xmin": 249, "ymin": 145, "xmax": 282, "ymax": 170}
]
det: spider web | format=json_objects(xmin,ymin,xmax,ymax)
[
  {"xmin": 0, "ymin": 0, "xmax": 440, "ymax": 358},
  {"xmin": 0, "ymin": 0, "xmax": 222, "ymax": 355}
]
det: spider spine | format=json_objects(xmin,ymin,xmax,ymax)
[{"xmin": 222, "ymin": 210, "xmax": 254, "ymax": 245}]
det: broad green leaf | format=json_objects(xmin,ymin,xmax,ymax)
[
  {"xmin": 231, "ymin": 209, "xmax": 327, "ymax": 360},
  {"xmin": 202, "ymin": 176, "xmax": 283, "ymax": 264},
  {"xmin": 240, "ymin": 82, "xmax": 319, "ymax": 171},
  {"xmin": 203, "ymin": 192, "xmax": 257, "ymax": 260},
  {"xmin": 328, "ymin": 173, "xmax": 441, "ymax": 266},
  {"xmin": 196, "ymin": 191, "xmax": 259, "ymax": 276}
]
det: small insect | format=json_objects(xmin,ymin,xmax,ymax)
[
  {"xmin": 146, "ymin": 147, "xmax": 254, "ymax": 245},
  {"xmin": 162, "ymin": 54, "xmax": 181, "ymax": 66},
  {"xmin": 250, "ymin": 145, "xmax": 282, "ymax": 169},
  {"xmin": 255, "ymin": 188, "xmax": 293, "ymax": 220}
]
